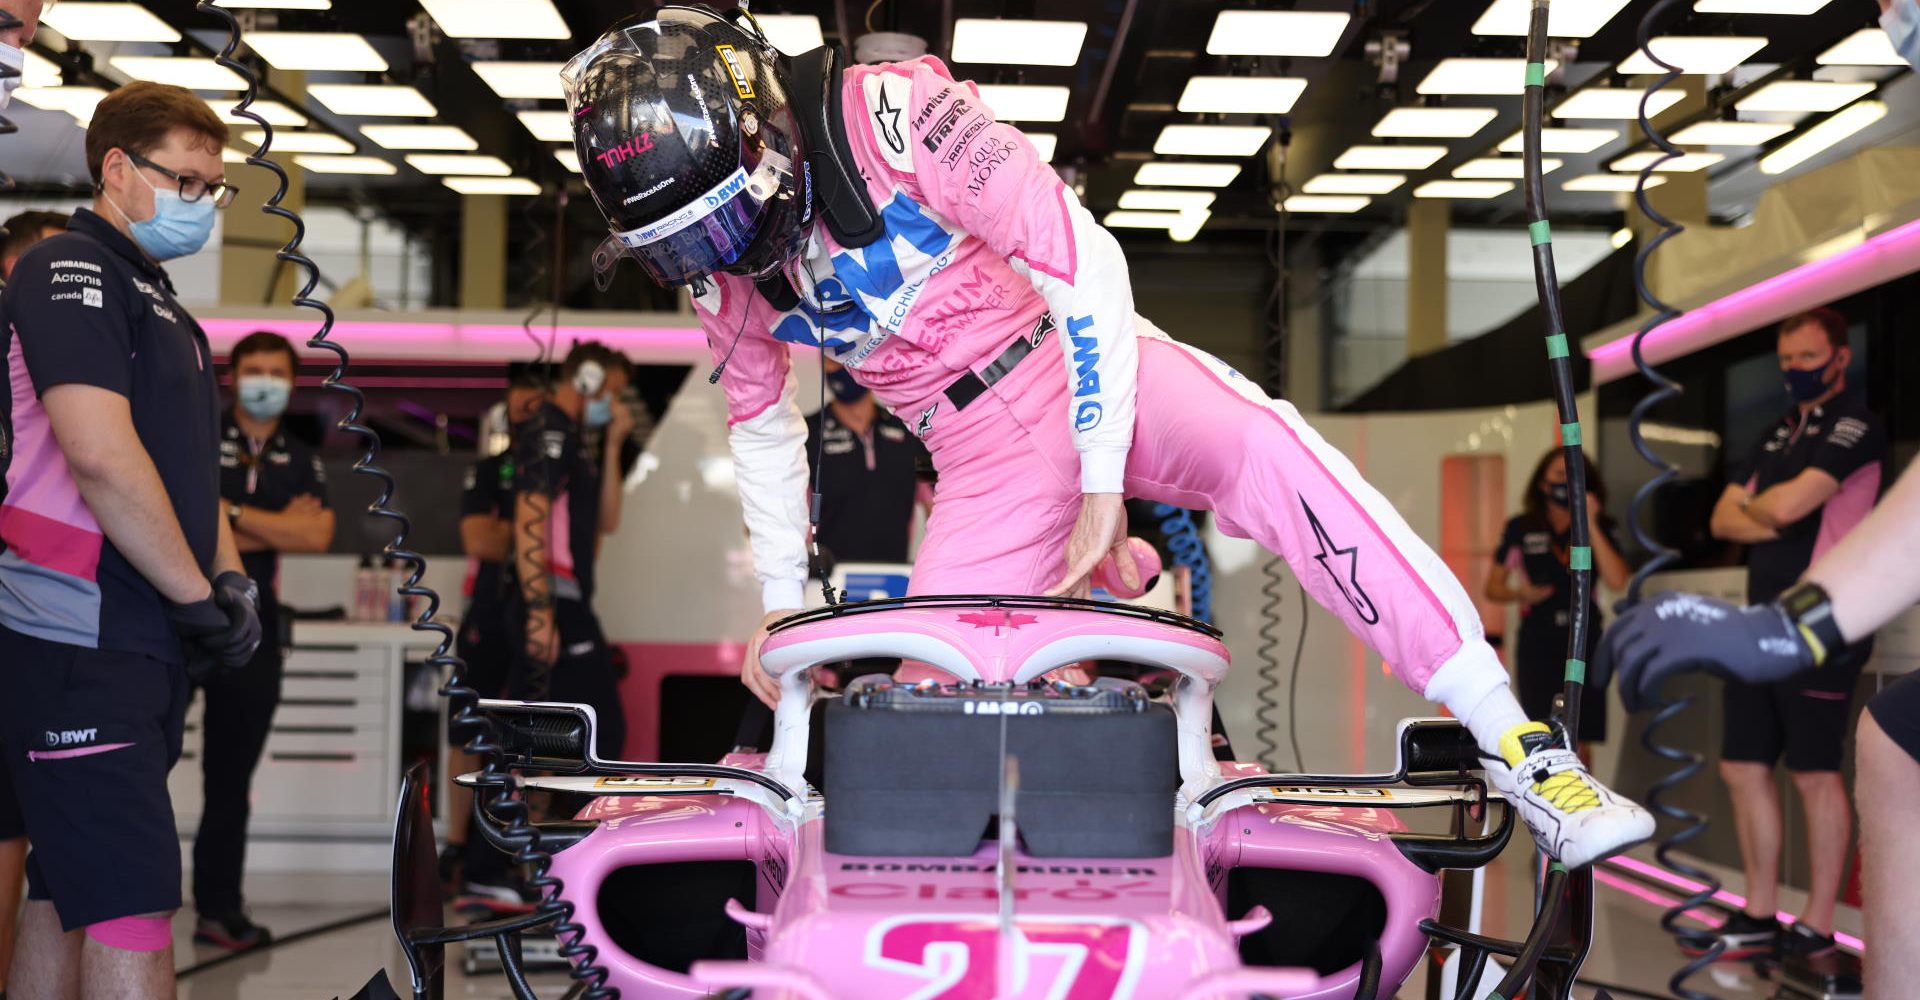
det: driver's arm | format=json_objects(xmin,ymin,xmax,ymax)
[
  {"xmin": 892, "ymin": 62, "xmax": 1140, "ymax": 496},
  {"xmin": 691, "ymin": 274, "xmax": 811, "ymax": 614}
]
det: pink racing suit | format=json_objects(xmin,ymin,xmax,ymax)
[{"xmin": 693, "ymin": 56, "xmax": 1512, "ymax": 715}]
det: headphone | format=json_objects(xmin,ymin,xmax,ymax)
[{"xmin": 572, "ymin": 357, "xmax": 606, "ymax": 397}]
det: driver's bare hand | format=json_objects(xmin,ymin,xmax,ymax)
[
  {"xmin": 1043, "ymin": 493, "xmax": 1131, "ymax": 599},
  {"xmin": 742, "ymin": 609, "xmax": 797, "ymax": 709}
]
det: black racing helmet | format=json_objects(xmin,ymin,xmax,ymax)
[{"xmin": 563, "ymin": 6, "xmax": 811, "ymax": 289}]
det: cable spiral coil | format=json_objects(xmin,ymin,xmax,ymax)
[
  {"xmin": 195, "ymin": 4, "xmax": 613, "ymax": 995},
  {"xmin": 1151, "ymin": 503, "xmax": 1211, "ymax": 624},
  {"xmin": 0, "ymin": 7, "xmax": 19, "ymax": 193},
  {"xmin": 1620, "ymin": 2, "xmax": 1724, "ymax": 995}
]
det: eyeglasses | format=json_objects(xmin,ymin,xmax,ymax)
[{"xmin": 126, "ymin": 150, "xmax": 239, "ymax": 208}]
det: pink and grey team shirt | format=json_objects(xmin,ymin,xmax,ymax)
[
  {"xmin": 0, "ymin": 208, "xmax": 222, "ymax": 662},
  {"xmin": 691, "ymin": 55, "xmax": 1141, "ymax": 613},
  {"xmin": 1739, "ymin": 389, "xmax": 1885, "ymax": 603},
  {"xmin": 512, "ymin": 401, "xmax": 603, "ymax": 605}
]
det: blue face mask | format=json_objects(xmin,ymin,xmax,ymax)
[
  {"xmin": 1885, "ymin": 0, "xmax": 1920, "ymax": 72},
  {"xmin": 1783, "ymin": 362, "xmax": 1833, "ymax": 403},
  {"xmin": 825, "ymin": 367, "xmax": 868, "ymax": 404},
  {"xmin": 585, "ymin": 395, "xmax": 614, "ymax": 428},
  {"xmin": 117, "ymin": 161, "xmax": 216, "ymax": 261},
  {"xmin": 237, "ymin": 375, "xmax": 290, "ymax": 420}
]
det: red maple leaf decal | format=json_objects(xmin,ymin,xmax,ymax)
[{"xmin": 955, "ymin": 610, "xmax": 1040, "ymax": 635}]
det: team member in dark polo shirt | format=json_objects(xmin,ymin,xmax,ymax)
[
  {"xmin": 805, "ymin": 356, "xmax": 931, "ymax": 566},
  {"xmin": 1705, "ymin": 307, "xmax": 1885, "ymax": 961},
  {"xmin": 200, "ymin": 330, "xmax": 334, "ymax": 950},
  {"xmin": 0, "ymin": 81, "xmax": 257, "ymax": 1000}
]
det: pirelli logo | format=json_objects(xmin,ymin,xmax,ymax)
[{"xmin": 921, "ymin": 99, "xmax": 973, "ymax": 153}]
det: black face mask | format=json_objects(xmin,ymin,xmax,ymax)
[
  {"xmin": 1547, "ymin": 482, "xmax": 1570, "ymax": 508},
  {"xmin": 1782, "ymin": 362, "xmax": 1833, "ymax": 403},
  {"xmin": 825, "ymin": 367, "xmax": 868, "ymax": 404}
]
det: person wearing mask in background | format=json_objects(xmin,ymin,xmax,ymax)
[
  {"xmin": 442, "ymin": 375, "xmax": 544, "ymax": 896},
  {"xmin": 1883, "ymin": 0, "xmax": 1920, "ymax": 72},
  {"xmin": 200, "ymin": 330, "xmax": 334, "ymax": 950},
  {"xmin": 0, "ymin": 81, "xmax": 259, "ymax": 1000},
  {"xmin": 460, "ymin": 345, "xmax": 635, "ymax": 909},
  {"xmin": 1484, "ymin": 448, "xmax": 1628, "ymax": 761},
  {"xmin": 1599, "ymin": 456, "xmax": 1920, "ymax": 998},
  {"xmin": 0, "ymin": 211, "xmax": 67, "ymax": 284},
  {"xmin": 0, "ymin": 207, "xmax": 61, "ymax": 997},
  {"xmin": 1701, "ymin": 308, "xmax": 1884, "ymax": 962}
]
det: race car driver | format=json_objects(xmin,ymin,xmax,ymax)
[{"xmin": 562, "ymin": 6, "xmax": 1653, "ymax": 869}]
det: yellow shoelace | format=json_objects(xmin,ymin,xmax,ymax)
[{"xmin": 1533, "ymin": 769, "xmax": 1601, "ymax": 813}]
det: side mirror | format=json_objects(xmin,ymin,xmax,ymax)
[
  {"xmin": 475, "ymin": 700, "xmax": 595, "ymax": 772},
  {"xmin": 1399, "ymin": 719, "xmax": 1481, "ymax": 776}
]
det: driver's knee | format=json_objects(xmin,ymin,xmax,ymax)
[{"xmin": 82, "ymin": 913, "xmax": 173, "ymax": 952}]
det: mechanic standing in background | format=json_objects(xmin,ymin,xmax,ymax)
[
  {"xmin": 200, "ymin": 330, "xmax": 335, "ymax": 950},
  {"xmin": 0, "ymin": 81, "xmax": 258, "ymax": 1000},
  {"xmin": 1704, "ymin": 308, "xmax": 1884, "ymax": 961},
  {"xmin": 806, "ymin": 356, "xmax": 933, "ymax": 568},
  {"xmin": 0, "ymin": 204, "xmax": 62, "ymax": 993},
  {"xmin": 442, "ymin": 374, "xmax": 543, "ymax": 894}
]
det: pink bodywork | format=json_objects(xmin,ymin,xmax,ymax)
[{"xmin": 549, "ymin": 605, "xmax": 1446, "ymax": 999}]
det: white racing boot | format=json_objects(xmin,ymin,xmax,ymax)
[{"xmin": 1483, "ymin": 721, "xmax": 1654, "ymax": 869}]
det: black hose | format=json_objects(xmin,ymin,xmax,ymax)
[
  {"xmin": 1620, "ymin": 3, "xmax": 1724, "ymax": 996},
  {"xmin": 1252, "ymin": 130, "xmax": 1295, "ymax": 772},
  {"xmin": 195, "ymin": 5, "xmax": 613, "ymax": 996},
  {"xmin": 0, "ymin": 7, "xmax": 19, "ymax": 193}
]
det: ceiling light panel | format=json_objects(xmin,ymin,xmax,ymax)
[
  {"xmin": 1026, "ymin": 133, "xmax": 1058, "ymax": 162},
  {"xmin": 1118, "ymin": 189, "xmax": 1216, "ymax": 212},
  {"xmin": 1498, "ymin": 127, "xmax": 1619, "ymax": 153},
  {"xmin": 1284, "ymin": 195, "xmax": 1369, "ymax": 213},
  {"xmin": 516, "ymin": 111, "xmax": 571, "ymax": 142},
  {"xmin": 405, "ymin": 154, "xmax": 512, "ymax": 176},
  {"xmin": 951, "ymin": 19, "xmax": 1088, "ymax": 66},
  {"xmin": 1103, "ymin": 210, "xmax": 1185, "ymax": 230},
  {"xmin": 1333, "ymin": 145, "xmax": 1447, "ymax": 170},
  {"xmin": 1205, "ymin": 10, "xmax": 1350, "ymax": 56},
  {"xmin": 1617, "ymin": 36, "xmax": 1767, "ymax": 75},
  {"xmin": 1133, "ymin": 162, "xmax": 1241, "ymax": 188},
  {"xmin": 1453, "ymin": 157, "xmax": 1561, "ymax": 178},
  {"xmin": 1153, "ymin": 124, "xmax": 1271, "ymax": 157},
  {"xmin": 23, "ymin": 50, "xmax": 60, "ymax": 88},
  {"xmin": 244, "ymin": 32, "xmax": 388, "ymax": 72},
  {"xmin": 753, "ymin": 14, "xmax": 824, "ymax": 56},
  {"xmin": 214, "ymin": 0, "xmax": 331, "ymax": 8},
  {"xmin": 362, "ymin": 124, "xmax": 479, "ymax": 150},
  {"xmin": 1693, "ymin": 0, "xmax": 1835, "ymax": 12},
  {"xmin": 293, "ymin": 155, "xmax": 395, "ymax": 175},
  {"xmin": 1418, "ymin": 58, "xmax": 1558, "ymax": 96},
  {"xmin": 471, "ymin": 62, "xmax": 566, "ymax": 100},
  {"xmin": 1177, "ymin": 76, "xmax": 1307, "ymax": 115},
  {"xmin": 419, "ymin": 0, "xmax": 569, "ymax": 39},
  {"xmin": 1818, "ymin": 29, "xmax": 1905, "ymax": 66},
  {"xmin": 445, "ymin": 176, "xmax": 543, "ymax": 196},
  {"xmin": 1301, "ymin": 173, "xmax": 1405, "ymax": 195},
  {"xmin": 110, "ymin": 56, "xmax": 248, "ymax": 91},
  {"xmin": 14, "ymin": 87, "xmax": 108, "ymax": 121},
  {"xmin": 1414, "ymin": 180, "xmax": 1514, "ymax": 199},
  {"xmin": 309, "ymin": 84, "xmax": 438, "ymax": 118},
  {"xmin": 1372, "ymin": 107, "xmax": 1498, "ymax": 138},
  {"xmin": 554, "ymin": 147, "xmax": 581, "ymax": 173},
  {"xmin": 43, "ymin": 3, "xmax": 180, "ymax": 41},
  {"xmin": 210, "ymin": 100, "xmax": 309, "ymax": 127},
  {"xmin": 1735, "ymin": 80, "xmax": 1875, "ymax": 113},
  {"xmin": 1473, "ymin": 0, "xmax": 1632, "ymax": 37},
  {"xmin": 1552, "ymin": 88, "xmax": 1686, "ymax": 119},
  {"xmin": 1563, "ymin": 173, "xmax": 1668, "ymax": 192},
  {"xmin": 976, "ymin": 84, "xmax": 1070, "ymax": 122},
  {"xmin": 1760, "ymin": 100, "xmax": 1888, "ymax": 174},
  {"xmin": 1610, "ymin": 151, "xmax": 1726, "ymax": 172},
  {"xmin": 242, "ymin": 130, "xmax": 354, "ymax": 153},
  {"xmin": 1667, "ymin": 120, "xmax": 1794, "ymax": 145}
]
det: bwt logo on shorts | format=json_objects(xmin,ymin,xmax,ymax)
[
  {"xmin": 45, "ymin": 728, "xmax": 98, "ymax": 747},
  {"xmin": 594, "ymin": 132, "xmax": 654, "ymax": 168}
]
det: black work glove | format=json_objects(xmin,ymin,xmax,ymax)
[
  {"xmin": 1597, "ymin": 591, "xmax": 1813, "ymax": 713},
  {"xmin": 211, "ymin": 570, "xmax": 263, "ymax": 668},
  {"xmin": 167, "ymin": 587, "xmax": 229, "ymax": 681}
]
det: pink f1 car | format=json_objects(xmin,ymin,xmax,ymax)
[{"xmin": 378, "ymin": 597, "xmax": 1596, "ymax": 1000}]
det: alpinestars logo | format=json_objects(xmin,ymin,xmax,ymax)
[
  {"xmin": 1302, "ymin": 497, "xmax": 1379, "ymax": 624},
  {"xmin": 915, "ymin": 403, "xmax": 937, "ymax": 436},
  {"xmin": 872, "ymin": 87, "xmax": 906, "ymax": 155}
]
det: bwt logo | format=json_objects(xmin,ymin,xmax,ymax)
[
  {"xmin": 1067, "ymin": 313, "xmax": 1104, "ymax": 432},
  {"xmin": 45, "ymin": 728, "xmax": 98, "ymax": 747},
  {"xmin": 1075, "ymin": 400, "xmax": 1103, "ymax": 432},
  {"xmin": 594, "ymin": 132, "xmax": 654, "ymax": 168},
  {"xmin": 704, "ymin": 171, "xmax": 749, "ymax": 208}
]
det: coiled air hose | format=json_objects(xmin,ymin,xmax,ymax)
[
  {"xmin": 1620, "ymin": 2, "xmax": 1725, "ymax": 996},
  {"xmin": 196, "ymin": 4, "xmax": 614, "ymax": 996},
  {"xmin": 1252, "ymin": 126, "xmax": 1301, "ymax": 773},
  {"xmin": 0, "ymin": 8, "xmax": 18, "ymax": 193}
]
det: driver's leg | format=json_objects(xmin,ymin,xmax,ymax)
[{"xmin": 1858, "ymin": 676, "xmax": 1920, "ymax": 997}]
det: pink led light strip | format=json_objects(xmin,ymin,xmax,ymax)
[
  {"xmin": 196, "ymin": 317, "xmax": 708, "ymax": 362},
  {"xmin": 1606, "ymin": 855, "xmax": 1865, "ymax": 953},
  {"xmin": 1588, "ymin": 216, "xmax": 1920, "ymax": 384}
]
